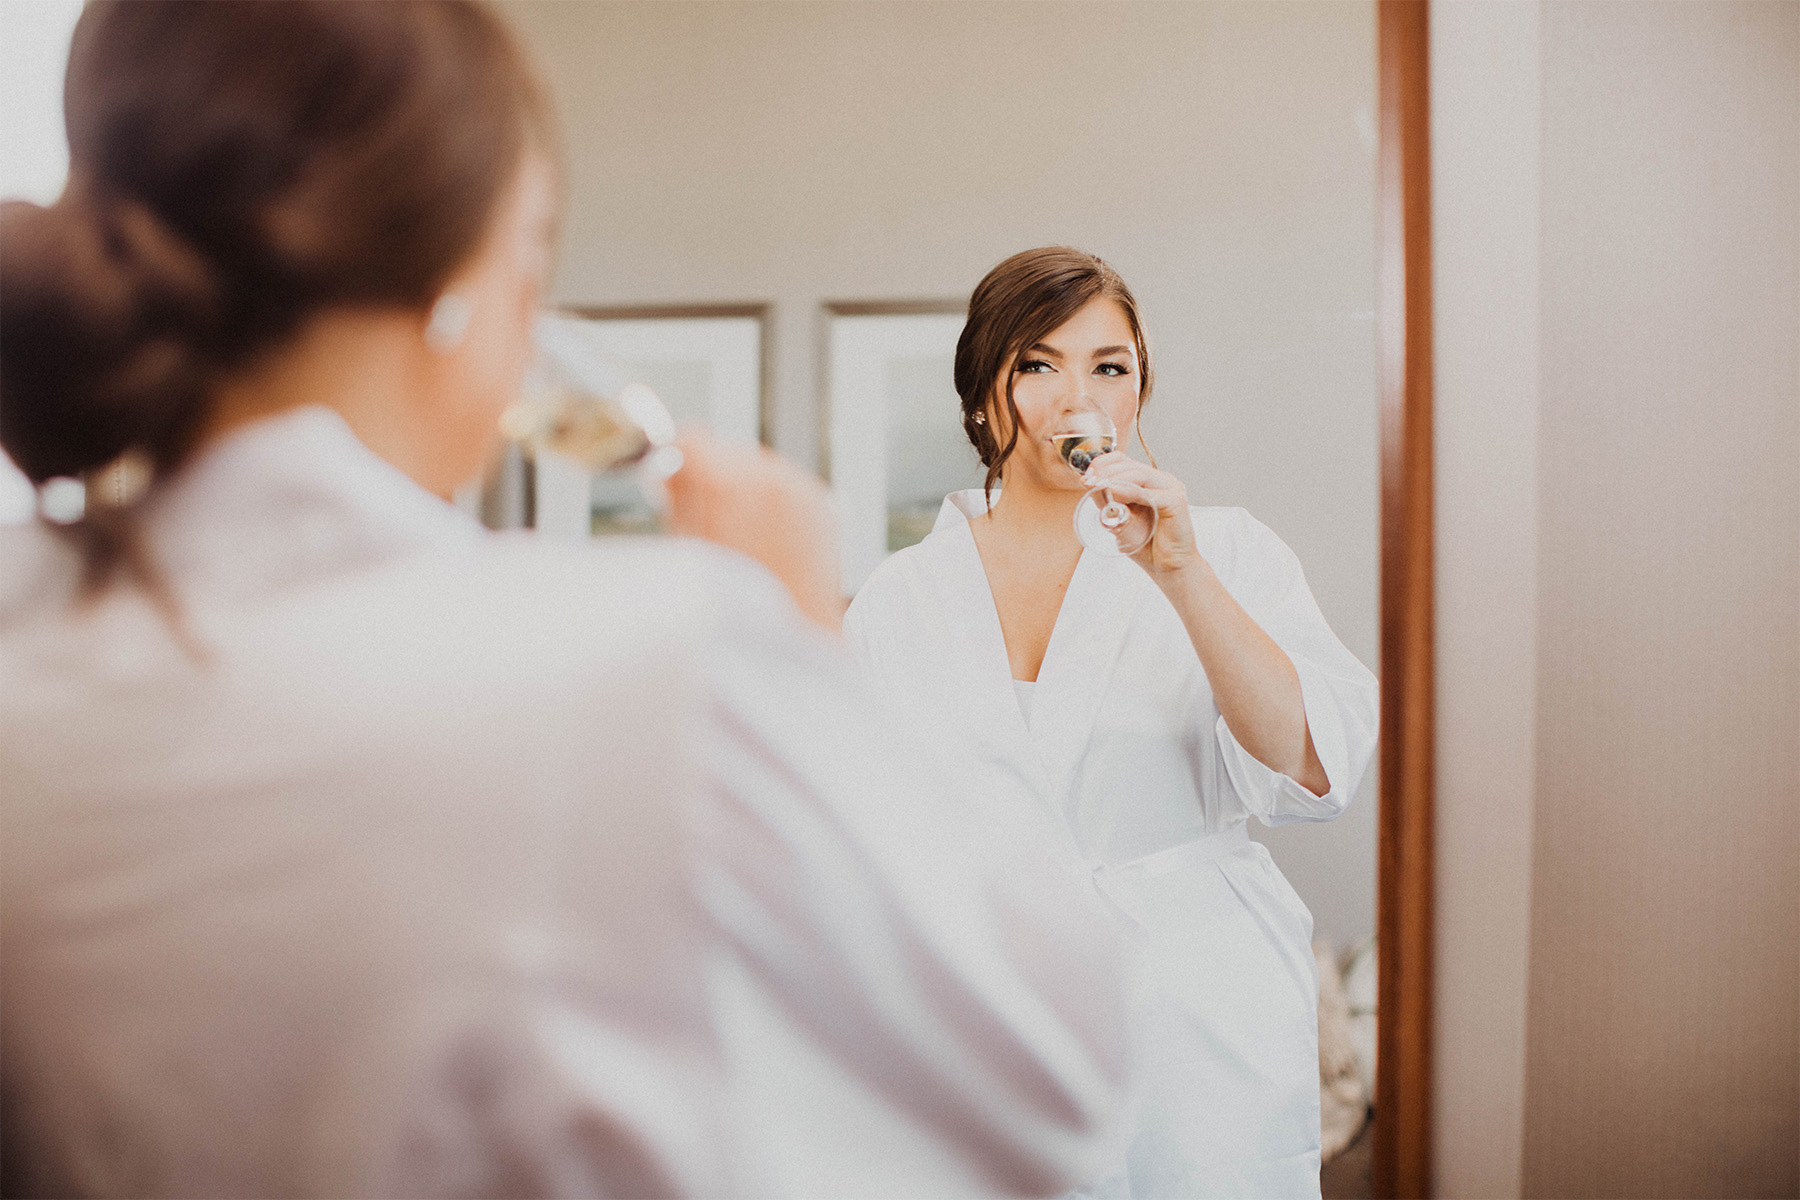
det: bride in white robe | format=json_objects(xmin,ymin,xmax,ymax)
[
  {"xmin": 844, "ymin": 248, "xmax": 1378, "ymax": 1198},
  {"xmin": 0, "ymin": 18, "xmax": 1129, "ymax": 1195}
]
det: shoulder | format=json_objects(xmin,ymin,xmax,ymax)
[
  {"xmin": 263, "ymin": 534, "xmax": 803, "ymax": 716},
  {"xmin": 1188, "ymin": 503, "xmax": 1285, "ymax": 554},
  {"xmin": 1188, "ymin": 504, "xmax": 1285, "ymax": 546},
  {"xmin": 848, "ymin": 525, "xmax": 962, "ymax": 613},
  {"xmin": 484, "ymin": 533, "xmax": 795, "ymax": 649},
  {"xmin": 473, "ymin": 533, "xmax": 786, "ymax": 625},
  {"xmin": 843, "ymin": 525, "xmax": 974, "ymax": 668},
  {"xmin": 1188, "ymin": 506, "xmax": 1305, "ymax": 592}
]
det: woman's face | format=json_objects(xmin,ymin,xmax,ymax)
[
  {"xmin": 989, "ymin": 296, "xmax": 1143, "ymax": 494},
  {"xmin": 423, "ymin": 151, "xmax": 558, "ymax": 494}
]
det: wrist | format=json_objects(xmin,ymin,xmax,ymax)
[{"xmin": 1149, "ymin": 553, "xmax": 1215, "ymax": 594}]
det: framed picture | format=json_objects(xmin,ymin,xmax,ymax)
[
  {"xmin": 822, "ymin": 300, "xmax": 975, "ymax": 593},
  {"xmin": 489, "ymin": 303, "xmax": 770, "ymax": 537},
  {"xmin": 561, "ymin": 304, "xmax": 771, "ymax": 445}
]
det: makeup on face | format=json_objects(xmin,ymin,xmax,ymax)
[{"xmin": 996, "ymin": 299, "xmax": 1142, "ymax": 484}]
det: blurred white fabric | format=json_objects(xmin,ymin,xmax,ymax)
[{"xmin": 0, "ymin": 407, "xmax": 1130, "ymax": 1198}]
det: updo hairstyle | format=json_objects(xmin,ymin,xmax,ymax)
[
  {"xmin": 953, "ymin": 247, "xmax": 1154, "ymax": 501},
  {"xmin": 0, "ymin": 0, "xmax": 551, "ymax": 591}
]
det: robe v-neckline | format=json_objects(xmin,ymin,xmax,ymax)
[{"xmin": 927, "ymin": 493, "xmax": 1152, "ymax": 808}]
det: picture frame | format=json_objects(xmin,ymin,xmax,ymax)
[
  {"xmin": 561, "ymin": 303, "xmax": 772, "ymax": 446},
  {"xmin": 820, "ymin": 300, "xmax": 972, "ymax": 593}
]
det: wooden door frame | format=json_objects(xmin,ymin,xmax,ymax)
[{"xmin": 1374, "ymin": 2, "xmax": 1434, "ymax": 1197}]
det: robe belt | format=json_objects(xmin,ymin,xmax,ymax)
[{"xmin": 1090, "ymin": 824, "xmax": 1253, "ymax": 894}]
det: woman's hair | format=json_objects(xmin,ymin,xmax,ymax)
[
  {"xmin": 954, "ymin": 246, "xmax": 1154, "ymax": 501},
  {"xmin": 0, "ymin": 0, "xmax": 552, "ymax": 593}
]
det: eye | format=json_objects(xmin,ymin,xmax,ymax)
[
  {"xmin": 1015, "ymin": 359, "xmax": 1053, "ymax": 374},
  {"xmin": 1096, "ymin": 362, "xmax": 1131, "ymax": 377}
]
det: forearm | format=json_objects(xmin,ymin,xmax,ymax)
[{"xmin": 1156, "ymin": 562, "xmax": 1329, "ymax": 795}]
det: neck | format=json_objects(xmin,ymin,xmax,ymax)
[
  {"xmin": 985, "ymin": 472, "xmax": 1083, "ymax": 544},
  {"xmin": 197, "ymin": 310, "xmax": 451, "ymax": 497}
]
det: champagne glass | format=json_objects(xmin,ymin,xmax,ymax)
[
  {"xmin": 486, "ymin": 314, "xmax": 682, "ymax": 531},
  {"xmin": 1053, "ymin": 409, "xmax": 1156, "ymax": 556}
]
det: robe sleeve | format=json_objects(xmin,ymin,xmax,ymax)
[
  {"xmin": 1207, "ymin": 508, "xmax": 1379, "ymax": 827},
  {"xmin": 689, "ymin": 551, "xmax": 1131, "ymax": 1194}
]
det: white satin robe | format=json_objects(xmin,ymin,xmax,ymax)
[
  {"xmin": 0, "ymin": 412, "xmax": 1130, "ymax": 1198},
  {"xmin": 844, "ymin": 491, "xmax": 1379, "ymax": 1199}
]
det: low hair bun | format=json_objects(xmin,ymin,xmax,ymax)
[
  {"xmin": 1, "ymin": 188, "xmax": 223, "ymax": 484},
  {"xmin": 0, "ymin": 0, "xmax": 551, "ymax": 617}
]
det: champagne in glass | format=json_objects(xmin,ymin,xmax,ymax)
[
  {"xmin": 1053, "ymin": 429, "xmax": 1115, "ymax": 474},
  {"xmin": 1056, "ymin": 409, "xmax": 1155, "ymax": 557},
  {"xmin": 479, "ymin": 315, "xmax": 683, "ymax": 533},
  {"xmin": 502, "ymin": 315, "xmax": 681, "ymax": 477}
]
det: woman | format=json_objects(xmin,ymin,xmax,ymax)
[
  {"xmin": 844, "ymin": 247, "xmax": 1379, "ymax": 1198},
  {"xmin": 0, "ymin": 11, "xmax": 1129, "ymax": 1196}
]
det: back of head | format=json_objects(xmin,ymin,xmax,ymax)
[
  {"xmin": 0, "ymin": 0, "xmax": 549, "ymax": 489},
  {"xmin": 0, "ymin": 6, "xmax": 557, "ymax": 1180}
]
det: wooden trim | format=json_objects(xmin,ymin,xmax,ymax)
[
  {"xmin": 1374, "ymin": 2, "xmax": 1434, "ymax": 1197},
  {"xmin": 561, "ymin": 302, "xmax": 776, "ymax": 446},
  {"xmin": 816, "ymin": 298, "xmax": 967, "ymax": 482}
]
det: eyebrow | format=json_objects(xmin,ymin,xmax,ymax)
[{"xmin": 1022, "ymin": 343, "xmax": 1135, "ymax": 359}]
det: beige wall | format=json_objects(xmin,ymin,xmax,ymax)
[
  {"xmin": 1434, "ymin": 2, "xmax": 1800, "ymax": 1196},
  {"xmin": 1431, "ymin": 2, "xmax": 1541, "ymax": 1194},
  {"xmin": 500, "ymin": 1, "xmax": 1384, "ymax": 945},
  {"xmin": 1524, "ymin": 3, "xmax": 1799, "ymax": 1194}
]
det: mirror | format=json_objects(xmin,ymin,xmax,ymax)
[{"xmin": 502, "ymin": 1, "xmax": 1383, "ymax": 1192}]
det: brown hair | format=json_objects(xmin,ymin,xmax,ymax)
[
  {"xmin": 954, "ymin": 246, "xmax": 1154, "ymax": 502},
  {"xmin": 0, "ymin": 0, "xmax": 552, "ymax": 597}
]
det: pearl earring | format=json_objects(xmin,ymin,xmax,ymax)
[
  {"xmin": 972, "ymin": 412, "xmax": 986, "ymax": 425},
  {"xmin": 424, "ymin": 293, "xmax": 473, "ymax": 352}
]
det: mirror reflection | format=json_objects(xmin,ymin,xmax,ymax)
[
  {"xmin": 502, "ymin": 0, "xmax": 1381, "ymax": 1191},
  {"xmin": 0, "ymin": 1, "xmax": 1380, "ymax": 1196}
]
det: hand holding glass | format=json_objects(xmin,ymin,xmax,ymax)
[{"xmin": 1055, "ymin": 410, "xmax": 1155, "ymax": 556}]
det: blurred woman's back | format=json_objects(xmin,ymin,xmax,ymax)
[{"xmin": 0, "ymin": 5, "xmax": 1129, "ymax": 1195}]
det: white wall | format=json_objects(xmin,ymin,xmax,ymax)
[
  {"xmin": 0, "ymin": 0, "xmax": 83, "ymax": 524},
  {"xmin": 501, "ymin": 0, "xmax": 1383, "ymax": 946},
  {"xmin": 0, "ymin": 0, "xmax": 82, "ymax": 207}
]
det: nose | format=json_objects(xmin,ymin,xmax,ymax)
[{"xmin": 1063, "ymin": 377, "xmax": 1101, "ymax": 416}]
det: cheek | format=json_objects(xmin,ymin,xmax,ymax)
[
  {"xmin": 466, "ymin": 282, "xmax": 536, "ymax": 409},
  {"xmin": 1005, "ymin": 377, "xmax": 1059, "ymax": 438},
  {"xmin": 460, "ymin": 236, "xmax": 545, "ymax": 402},
  {"xmin": 1108, "ymin": 385, "xmax": 1142, "ymax": 433}
]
